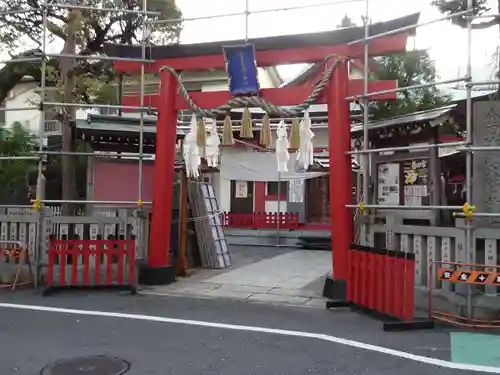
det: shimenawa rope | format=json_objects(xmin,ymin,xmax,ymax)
[{"xmin": 159, "ymin": 55, "xmax": 344, "ymax": 118}]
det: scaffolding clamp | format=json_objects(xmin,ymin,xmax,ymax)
[
  {"xmin": 32, "ymin": 199, "xmax": 41, "ymax": 212},
  {"xmin": 462, "ymin": 202, "xmax": 475, "ymax": 219},
  {"xmin": 137, "ymin": 199, "xmax": 143, "ymax": 208},
  {"xmin": 359, "ymin": 203, "xmax": 367, "ymax": 212}
]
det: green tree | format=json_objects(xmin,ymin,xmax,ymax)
[
  {"xmin": 0, "ymin": 122, "xmax": 37, "ymax": 205},
  {"xmin": 433, "ymin": 0, "xmax": 497, "ymax": 29},
  {"xmin": 370, "ymin": 50, "xmax": 450, "ymax": 119},
  {"xmin": 0, "ymin": 0, "xmax": 182, "ymax": 214},
  {"xmin": 334, "ymin": 17, "xmax": 448, "ymax": 119},
  {"xmin": 433, "ymin": 0, "xmax": 500, "ymax": 78}
]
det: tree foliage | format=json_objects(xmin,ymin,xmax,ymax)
[
  {"xmin": 432, "ymin": 0, "xmax": 498, "ymax": 29},
  {"xmin": 335, "ymin": 16, "xmax": 449, "ymax": 119},
  {"xmin": 371, "ymin": 50, "xmax": 450, "ymax": 119},
  {"xmin": 433, "ymin": 0, "xmax": 500, "ymax": 80},
  {"xmin": 0, "ymin": 122, "xmax": 89, "ymax": 204},
  {"xmin": 0, "ymin": 0, "xmax": 183, "ymax": 104},
  {"xmin": 0, "ymin": 0, "xmax": 182, "ymax": 211},
  {"xmin": 0, "ymin": 122, "xmax": 37, "ymax": 204}
]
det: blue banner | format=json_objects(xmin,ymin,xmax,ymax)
[{"xmin": 223, "ymin": 44, "xmax": 260, "ymax": 96}]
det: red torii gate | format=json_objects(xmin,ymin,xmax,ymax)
[{"xmin": 106, "ymin": 13, "xmax": 419, "ymax": 295}]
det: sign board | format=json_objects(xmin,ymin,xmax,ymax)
[
  {"xmin": 403, "ymin": 159, "xmax": 429, "ymax": 207},
  {"xmin": 235, "ymin": 181, "xmax": 248, "ymax": 198},
  {"xmin": 377, "ymin": 163, "xmax": 400, "ymax": 205},
  {"xmin": 288, "ymin": 180, "xmax": 304, "ymax": 203},
  {"xmin": 223, "ymin": 44, "xmax": 260, "ymax": 96}
]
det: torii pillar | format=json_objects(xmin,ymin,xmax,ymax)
[
  {"xmin": 325, "ymin": 59, "xmax": 353, "ymax": 300},
  {"xmin": 108, "ymin": 15, "xmax": 417, "ymax": 287}
]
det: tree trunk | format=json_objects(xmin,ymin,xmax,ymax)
[{"xmin": 60, "ymin": 10, "xmax": 79, "ymax": 216}]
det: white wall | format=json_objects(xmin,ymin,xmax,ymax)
[
  {"xmin": 201, "ymin": 81, "xmax": 228, "ymax": 92},
  {"xmin": 219, "ymin": 178, "xmax": 231, "ymax": 213},
  {"xmin": 265, "ymin": 201, "xmax": 287, "ymax": 213},
  {"xmin": 349, "ymin": 62, "xmax": 364, "ymax": 79},
  {"xmin": 4, "ymin": 67, "xmax": 280, "ymax": 126},
  {"xmin": 5, "ymin": 81, "xmax": 94, "ymax": 133},
  {"xmin": 257, "ymin": 68, "xmax": 275, "ymax": 89},
  {"xmin": 5, "ymin": 82, "xmax": 40, "ymax": 132}
]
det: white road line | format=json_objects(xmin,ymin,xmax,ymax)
[{"xmin": 0, "ymin": 302, "xmax": 498, "ymax": 373}]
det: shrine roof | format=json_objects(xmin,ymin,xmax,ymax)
[
  {"xmin": 350, "ymin": 104, "xmax": 458, "ymax": 136},
  {"xmin": 103, "ymin": 13, "xmax": 420, "ymax": 60}
]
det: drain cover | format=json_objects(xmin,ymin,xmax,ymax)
[{"xmin": 41, "ymin": 356, "xmax": 129, "ymax": 375}]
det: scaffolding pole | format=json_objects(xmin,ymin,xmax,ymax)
[
  {"xmin": 148, "ymin": 0, "xmax": 364, "ymax": 25},
  {"xmin": 347, "ymin": 9, "xmax": 472, "ymax": 46},
  {"xmin": 346, "ymin": 204, "xmax": 465, "ymax": 211},
  {"xmin": 42, "ymin": 53, "xmax": 153, "ymax": 63},
  {"xmin": 0, "ymin": 106, "xmax": 40, "ymax": 112},
  {"xmin": 460, "ymin": 146, "xmax": 500, "ymax": 152},
  {"xmin": 137, "ymin": 0, "xmax": 147, "ymax": 207},
  {"xmin": 41, "ymin": 3, "xmax": 161, "ymax": 16},
  {"xmin": 43, "ymin": 101, "xmax": 151, "ymax": 111},
  {"xmin": 360, "ymin": 0, "xmax": 370, "ymax": 246},
  {"xmin": 345, "ymin": 77, "xmax": 467, "ymax": 100},
  {"xmin": 455, "ymin": 212, "xmax": 500, "ymax": 218},
  {"xmin": 34, "ymin": 0, "xmax": 47, "ymax": 291},
  {"xmin": 37, "ymin": 200, "xmax": 153, "ymax": 205},
  {"xmin": 0, "ymin": 57, "xmax": 42, "ymax": 64},
  {"xmin": 469, "ymin": 80, "xmax": 500, "ymax": 86},
  {"xmin": 36, "ymin": 0, "xmax": 47, "ymax": 206},
  {"xmin": 36, "ymin": 151, "xmax": 155, "ymax": 158},
  {"xmin": 465, "ymin": 0, "xmax": 474, "ymax": 320},
  {"xmin": 0, "ymin": 8, "xmax": 39, "ymax": 16},
  {"xmin": 0, "ymin": 156, "xmax": 39, "ymax": 161},
  {"xmin": 348, "ymin": 142, "xmax": 466, "ymax": 155}
]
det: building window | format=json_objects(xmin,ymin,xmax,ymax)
[
  {"xmin": 266, "ymin": 181, "xmax": 287, "ymax": 196},
  {"xmin": 99, "ymin": 107, "xmax": 120, "ymax": 116}
]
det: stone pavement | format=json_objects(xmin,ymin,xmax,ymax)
[{"xmin": 142, "ymin": 247, "xmax": 330, "ymax": 308}]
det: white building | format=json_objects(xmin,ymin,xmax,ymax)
[{"xmin": 3, "ymin": 66, "xmax": 283, "ymax": 135}]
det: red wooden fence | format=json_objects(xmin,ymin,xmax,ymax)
[
  {"xmin": 45, "ymin": 239, "xmax": 136, "ymax": 295},
  {"xmin": 332, "ymin": 244, "xmax": 433, "ymax": 331},
  {"xmin": 220, "ymin": 212, "xmax": 300, "ymax": 229}
]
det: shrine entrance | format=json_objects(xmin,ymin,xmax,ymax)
[
  {"xmin": 106, "ymin": 13, "xmax": 419, "ymax": 289},
  {"xmin": 230, "ymin": 181, "xmax": 254, "ymax": 215}
]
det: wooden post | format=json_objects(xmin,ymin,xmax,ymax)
[{"xmin": 177, "ymin": 169, "xmax": 188, "ymax": 276}]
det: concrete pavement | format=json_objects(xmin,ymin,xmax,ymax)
[
  {"xmin": 143, "ymin": 247, "xmax": 330, "ymax": 308},
  {"xmin": 0, "ymin": 291, "xmax": 498, "ymax": 374}
]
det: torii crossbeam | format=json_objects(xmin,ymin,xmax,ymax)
[{"xmin": 106, "ymin": 12, "xmax": 420, "ymax": 293}]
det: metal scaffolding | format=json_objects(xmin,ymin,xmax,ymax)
[
  {"xmin": 1, "ymin": 0, "xmax": 371, "ymax": 209},
  {"xmin": 1, "ymin": 2, "xmax": 499, "ymax": 263}
]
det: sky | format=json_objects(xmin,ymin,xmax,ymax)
[
  {"xmin": 1, "ymin": 0, "xmax": 498, "ymax": 87},
  {"xmin": 176, "ymin": 0, "xmax": 499, "ymax": 85}
]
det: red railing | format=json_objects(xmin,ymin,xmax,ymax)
[
  {"xmin": 45, "ymin": 239, "xmax": 136, "ymax": 295},
  {"xmin": 330, "ymin": 244, "xmax": 433, "ymax": 331},
  {"xmin": 221, "ymin": 212, "xmax": 300, "ymax": 229}
]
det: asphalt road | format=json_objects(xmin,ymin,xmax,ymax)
[{"xmin": 0, "ymin": 291, "xmax": 497, "ymax": 375}]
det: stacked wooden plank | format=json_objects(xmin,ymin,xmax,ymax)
[{"xmin": 188, "ymin": 182, "xmax": 231, "ymax": 269}]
